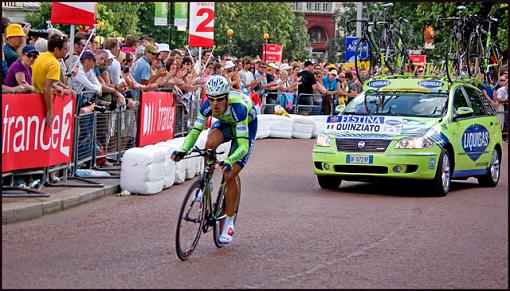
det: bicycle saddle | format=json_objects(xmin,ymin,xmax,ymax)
[
  {"xmin": 489, "ymin": 17, "xmax": 498, "ymax": 22},
  {"xmin": 382, "ymin": 3, "xmax": 394, "ymax": 8},
  {"xmin": 399, "ymin": 17, "xmax": 410, "ymax": 24},
  {"xmin": 456, "ymin": 6, "xmax": 467, "ymax": 10}
]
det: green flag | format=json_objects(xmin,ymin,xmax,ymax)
[
  {"xmin": 154, "ymin": 3, "xmax": 168, "ymax": 26},
  {"xmin": 174, "ymin": 2, "xmax": 188, "ymax": 31}
]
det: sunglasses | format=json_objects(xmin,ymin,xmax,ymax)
[
  {"xmin": 207, "ymin": 94, "xmax": 227, "ymax": 102},
  {"xmin": 150, "ymin": 52, "xmax": 159, "ymax": 56},
  {"xmin": 26, "ymin": 53, "xmax": 38, "ymax": 59}
]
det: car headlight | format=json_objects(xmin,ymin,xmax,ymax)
[
  {"xmin": 315, "ymin": 133, "xmax": 331, "ymax": 147},
  {"xmin": 395, "ymin": 136, "xmax": 433, "ymax": 149}
]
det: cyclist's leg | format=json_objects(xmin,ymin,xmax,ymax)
[{"xmin": 224, "ymin": 118, "xmax": 257, "ymax": 216}]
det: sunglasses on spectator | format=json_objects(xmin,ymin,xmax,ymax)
[
  {"xmin": 500, "ymin": 79, "xmax": 507, "ymax": 82},
  {"xmin": 150, "ymin": 52, "xmax": 159, "ymax": 56},
  {"xmin": 26, "ymin": 53, "xmax": 38, "ymax": 59}
]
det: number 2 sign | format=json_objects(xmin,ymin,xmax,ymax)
[{"xmin": 188, "ymin": 2, "xmax": 214, "ymax": 48}]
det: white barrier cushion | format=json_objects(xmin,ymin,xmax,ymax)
[
  {"xmin": 269, "ymin": 115, "xmax": 293, "ymax": 138},
  {"xmin": 256, "ymin": 115, "xmax": 272, "ymax": 139}
]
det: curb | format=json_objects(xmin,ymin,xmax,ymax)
[{"xmin": 2, "ymin": 184, "xmax": 120, "ymax": 225}]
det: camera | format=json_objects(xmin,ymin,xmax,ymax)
[{"xmin": 84, "ymin": 101, "xmax": 107, "ymax": 113}]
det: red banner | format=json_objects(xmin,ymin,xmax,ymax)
[
  {"xmin": 2, "ymin": 94, "xmax": 76, "ymax": 172},
  {"xmin": 262, "ymin": 44, "xmax": 283, "ymax": 63},
  {"xmin": 409, "ymin": 55, "xmax": 427, "ymax": 66},
  {"xmin": 51, "ymin": 2, "xmax": 96, "ymax": 26},
  {"xmin": 138, "ymin": 91, "xmax": 177, "ymax": 147}
]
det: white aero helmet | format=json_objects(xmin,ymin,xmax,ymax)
[{"xmin": 206, "ymin": 75, "xmax": 230, "ymax": 97}]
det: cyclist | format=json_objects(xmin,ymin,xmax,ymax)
[{"xmin": 171, "ymin": 75, "xmax": 258, "ymax": 244}]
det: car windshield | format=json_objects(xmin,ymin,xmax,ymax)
[{"xmin": 342, "ymin": 91, "xmax": 448, "ymax": 118}]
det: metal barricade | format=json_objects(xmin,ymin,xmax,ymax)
[{"xmin": 295, "ymin": 93, "xmax": 326, "ymax": 116}]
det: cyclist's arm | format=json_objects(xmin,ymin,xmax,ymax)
[{"xmin": 181, "ymin": 104, "xmax": 209, "ymax": 153}]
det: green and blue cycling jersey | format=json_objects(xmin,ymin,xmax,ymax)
[{"xmin": 181, "ymin": 90, "xmax": 258, "ymax": 168}]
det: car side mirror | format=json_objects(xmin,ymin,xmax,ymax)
[{"xmin": 453, "ymin": 106, "xmax": 474, "ymax": 120}]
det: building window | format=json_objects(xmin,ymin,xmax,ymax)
[
  {"xmin": 322, "ymin": 2, "xmax": 329, "ymax": 12},
  {"xmin": 309, "ymin": 26, "xmax": 328, "ymax": 43},
  {"xmin": 306, "ymin": 2, "xmax": 312, "ymax": 11},
  {"xmin": 314, "ymin": 2, "xmax": 320, "ymax": 12},
  {"xmin": 294, "ymin": 2, "xmax": 302, "ymax": 11}
]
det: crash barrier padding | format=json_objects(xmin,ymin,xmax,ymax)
[{"xmin": 120, "ymin": 128, "xmax": 233, "ymax": 195}]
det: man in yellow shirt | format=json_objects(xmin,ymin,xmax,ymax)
[{"xmin": 32, "ymin": 33, "xmax": 74, "ymax": 126}]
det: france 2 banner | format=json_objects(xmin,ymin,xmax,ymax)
[
  {"xmin": 138, "ymin": 92, "xmax": 176, "ymax": 147},
  {"xmin": 188, "ymin": 2, "xmax": 214, "ymax": 48},
  {"xmin": 2, "ymin": 94, "xmax": 76, "ymax": 172}
]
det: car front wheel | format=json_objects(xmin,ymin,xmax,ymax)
[
  {"xmin": 477, "ymin": 149, "xmax": 500, "ymax": 187},
  {"xmin": 430, "ymin": 148, "xmax": 451, "ymax": 197},
  {"xmin": 317, "ymin": 175, "xmax": 342, "ymax": 190}
]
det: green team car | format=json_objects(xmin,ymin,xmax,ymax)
[{"xmin": 312, "ymin": 76, "xmax": 503, "ymax": 196}]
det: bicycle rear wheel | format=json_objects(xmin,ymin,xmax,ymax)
[
  {"xmin": 485, "ymin": 44, "xmax": 501, "ymax": 85},
  {"xmin": 467, "ymin": 31, "xmax": 484, "ymax": 77},
  {"xmin": 175, "ymin": 179, "xmax": 206, "ymax": 261},
  {"xmin": 213, "ymin": 176, "xmax": 241, "ymax": 248},
  {"xmin": 355, "ymin": 37, "xmax": 374, "ymax": 82}
]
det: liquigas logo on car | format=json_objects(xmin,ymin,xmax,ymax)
[
  {"xmin": 367, "ymin": 80, "xmax": 390, "ymax": 89},
  {"xmin": 418, "ymin": 80, "xmax": 443, "ymax": 88},
  {"xmin": 462, "ymin": 124, "xmax": 490, "ymax": 161}
]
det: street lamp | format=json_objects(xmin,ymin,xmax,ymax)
[
  {"xmin": 263, "ymin": 32, "xmax": 269, "ymax": 62},
  {"xmin": 227, "ymin": 28, "xmax": 234, "ymax": 56}
]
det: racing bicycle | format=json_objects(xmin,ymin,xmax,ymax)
[
  {"xmin": 175, "ymin": 146, "xmax": 241, "ymax": 261},
  {"xmin": 349, "ymin": 3, "xmax": 413, "ymax": 82},
  {"xmin": 466, "ymin": 15, "xmax": 502, "ymax": 84},
  {"xmin": 438, "ymin": 6, "xmax": 469, "ymax": 83}
]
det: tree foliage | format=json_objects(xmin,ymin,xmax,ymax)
[{"xmin": 214, "ymin": 3, "xmax": 310, "ymax": 60}]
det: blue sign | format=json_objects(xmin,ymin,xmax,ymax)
[
  {"xmin": 462, "ymin": 124, "xmax": 490, "ymax": 161},
  {"xmin": 418, "ymin": 80, "xmax": 443, "ymax": 88},
  {"xmin": 345, "ymin": 36, "xmax": 370, "ymax": 63},
  {"xmin": 367, "ymin": 80, "xmax": 390, "ymax": 89}
]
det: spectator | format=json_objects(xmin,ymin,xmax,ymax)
[
  {"xmin": 131, "ymin": 44, "xmax": 160, "ymax": 91},
  {"xmin": 156, "ymin": 43, "xmax": 170, "ymax": 64},
  {"xmin": 64, "ymin": 32, "xmax": 87, "ymax": 75},
  {"xmin": 4, "ymin": 23, "xmax": 26, "ymax": 68},
  {"xmin": 322, "ymin": 70, "xmax": 341, "ymax": 114},
  {"xmin": 122, "ymin": 35, "xmax": 138, "ymax": 55},
  {"xmin": 35, "ymin": 37, "xmax": 48, "ymax": 53},
  {"xmin": 298, "ymin": 61, "xmax": 326, "ymax": 115},
  {"xmin": 72, "ymin": 50, "xmax": 101, "ymax": 95},
  {"xmin": 32, "ymin": 33, "xmax": 74, "ymax": 125},
  {"xmin": 103, "ymin": 37, "xmax": 126, "ymax": 91},
  {"xmin": 3, "ymin": 44, "xmax": 38, "ymax": 93},
  {"xmin": 495, "ymin": 77, "xmax": 508, "ymax": 131},
  {"xmin": 344, "ymin": 71, "xmax": 359, "ymax": 103},
  {"xmin": 169, "ymin": 49, "xmax": 184, "ymax": 67},
  {"xmin": 239, "ymin": 57, "xmax": 255, "ymax": 95},
  {"xmin": 253, "ymin": 61, "xmax": 270, "ymax": 98}
]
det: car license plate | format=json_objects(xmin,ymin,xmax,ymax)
[{"xmin": 346, "ymin": 154, "xmax": 373, "ymax": 164}]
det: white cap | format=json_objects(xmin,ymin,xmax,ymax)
[
  {"xmin": 104, "ymin": 49, "xmax": 115, "ymax": 60},
  {"xmin": 280, "ymin": 63, "xmax": 291, "ymax": 71},
  {"xmin": 157, "ymin": 43, "xmax": 170, "ymax": 52},
  {"xmin": 268, "ymin": 63, "xmax": 279, "ymax": 70},
  {"xmin": 223, "ymin": 60, "xmax": 235, "ymax": 69}
]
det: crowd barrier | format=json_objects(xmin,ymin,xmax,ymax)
[
  {"xmin": 1, "ymin": 87, "xmax": 199, "ymax": 197},
  {"xmin": 260, "ymin": 91, "xmax": 334, "ymax": 116}
]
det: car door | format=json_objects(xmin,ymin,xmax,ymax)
[
  {"xmin": 450, "ymin": 85, "xmax": 494, "ymax": 175},
  {"xmin": 448, "ymin": 85, "xmax": 475, "ymax": 174}
]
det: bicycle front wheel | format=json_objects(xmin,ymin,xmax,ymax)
[
  {"xmin": 213, "ymin": 176, "xmax": 241, "ymax": 248},
  {"xmin": 385, "ymin": 31, "xmax": 412, "ymax": 75},
  {"xmin": 467, "ymin": 31, "xmax": 484, "ymax": 78},
  {"xmin": 175, "ymin": 179, "xmax": 206, "ymax": 261},
  {"xmin": 355, "ymin": 37, "xmax": 374, "ymax": 82},
  {"xmin": 445, "ymin": 37, "xmax": 464, "ymax": 83},
  {"xmin": 485, "ymin": 44, "xmax": 502, "ymax": 85}
]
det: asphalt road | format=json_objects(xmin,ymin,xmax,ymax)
[{"xmin": 2, "ymin": 139, "xmax": 508, "ymax": 289}]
